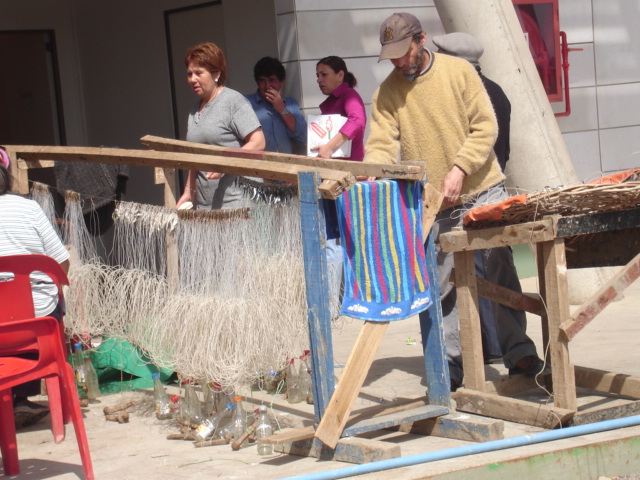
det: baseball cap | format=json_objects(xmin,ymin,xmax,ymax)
[
  {"xmin": 432, "ymin": 32, "xmax": 484, "ymax": 66},
  {"xmin": 378, "ymin": 13, "xmax": 423, "ymax": 62}
]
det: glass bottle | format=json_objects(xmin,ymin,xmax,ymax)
[
  {"xmin": 299, "ymin": 350, "xmax": 314, "ymax": 405},
  {"xmin": 152, "ymin": 372, "xmax": 172, "ymax": 420},
  {"xmin": 83, "ymin": 353, "xmax": 100, "ymax": 400},
  {"xmin": 72, "ymin": 343, "xmax": 88, "ymax": 400},
  {"xmin": 255, "ymin": 405, "xmax": 273, "ymax": 455},
  {"xmin": 201, "ymin": 380, "xmax": 215, "ymax": 417},
  {"xmin": 230, "ymin": 395, "xmax": 247, "ymax": 446},
  {"xmin": 194, "ymin": 402, "xmax": 234, "ymax": 442},
  {"xmin": 285, "ymin": 358, "xmax": 303, "ymax": 404}
]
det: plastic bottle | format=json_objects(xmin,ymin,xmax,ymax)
[
  {"xmin": 264, "ymin": 368, "xmax": 282, "ymax": 393},
  {"xmin": 72, "ymin": 343, "xmax": 88, "ymax": 400},
  {"xmin": 83, "ymin": 353, "xmax": 100, "ymax": 400},
  {"xmin": 255, "ymin": 405, "xmax": 273, "ymax": 455},
  {"xmin": 212, "ymin": 382, "xmax": 227, "ymax": 414},
  {"xmin": 153, "ymin": 372, "xmax": 172, "ymax": 420},
  {"xmin": 285, "ymin": 358, "xmax": 304, "ymax": 404},
  {"xmin": 299, "ymin": 350, "xmax": 314, "ymax": 404},
  {"xmin": 194, "ymin": 401, "xmax": 234, "ymax": 442},
  {"xmin": 183, "ymin": 381, "xmax": 203, "ymax": 424},
  {"xmin": 201, "ymin": 381, "xmax": 215, "ymax": 417},
  {"xmin": 230, "ymin": 395, "xmax": 248, "ymax": 446},
  {"xmin": 170, "ymin": 394, "xmax": 183, "ymax": 420}
]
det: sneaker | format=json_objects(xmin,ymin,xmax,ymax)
[
  {"xmin": 13, "ymin": 397, "xmax": 50, "ymax": 429},
  {"xmin": 508, "ymin": 356, "xmax": 549, "ymax": 377}
]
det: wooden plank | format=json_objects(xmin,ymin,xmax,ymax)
[
  {"xmin": 574, "ymin": 365, "xmax": 640, "ymax": 398},
  {"xmin": 343, "ymin": 405, "xmax": 449, "ymax": 437},
  {"xmin": 298, "ymin": 172, "xmax": 335, "ymax": 421},
  {"xmin": 314, "ymin": 321, "xmax": 389, "ymax": 449},
  {"xmin": 439, "ymin": 217, "xmax": 557, "ymax": 253},
  {"xmin": 565, "ymin": 229, "xmax": 640, "ymax": 268},
  {"xmin": 455, "ymin": 275, "xmax": 544, "ymax": 316},
  {"xmin": 4, "ymin": 147, "xmax": 29, "ymax": 194},
  {"xmin": 422, "ymin": 183, "xmax": 444, "ymax": 242},
  {"xmin": 7, "ymin": 145, "xmax": 355, "ymax": 199},
  {"xmin": 262, "ymin": 426, "xmax": 316, "ymax": 444},
  {"xmin": 453, "ymin": 388, "xmax": 575, "ymax": 429},
  {"xmin": 420, "ymin": 231, "xmax": 451, "ymax": 407},
  {"xmin": 538, "ymin": 239, "xmax": 576, "ymax": 411},
  {"xmin": 555, "ymin": 208, "xmax": 640, "ymax": 237},
  {"xmin": 395, "ymin": 412, "xmax": 505, "ymax": 442},
  {"xmin": 454, "ymin": 250, "xmax": 485, "ymax": 391},
  {"xmin": 484, "ymin": 372, "xmax": 552, "ymax": 397},
  {"xmin": 571, "ymin": 399, "xmax": 640, "ymax": 426},
  {"xmin": 262, "ymin": 397, "xmax": 434, "ymax": 445},
  {"xmin": 275, "ymin": 436, "xmax": 400, "ymax": 464},
  {"xmin": 140, "ymin": 134, "xmax": 425, "ymax": 180},
  {"xmin": 560, "ymin": 252, "xmax": 640, "ymax": 341}
]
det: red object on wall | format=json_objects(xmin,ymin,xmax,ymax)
[{"xmin": 512, "ymin": 0, "xmax": 562, "ymax": 102}]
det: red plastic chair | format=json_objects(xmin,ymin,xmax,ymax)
[
  {"xmin": 0, "ymin": 254, "xmax": 69, "ymax": 440},
  {"xmin": 0, "ymin": 254, "xmax": 94, "ymax": 478}
]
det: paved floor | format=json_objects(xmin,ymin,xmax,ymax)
[{"xmin": 4, "ymin": 276, "xmax": 640, "ymax": 480}]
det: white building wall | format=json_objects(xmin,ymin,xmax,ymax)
[{"xmin": 279, "ymin": 0, "xmax": 640, "ymax": 183}]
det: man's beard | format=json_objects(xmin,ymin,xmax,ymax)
[{"xmin": 399, "ymin": 48, "xmax": 426, "ymax": 78}]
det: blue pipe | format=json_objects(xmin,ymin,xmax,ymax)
[{"xmin": 279, "ymin": 414, "xmax": 640, "ymax": 480}]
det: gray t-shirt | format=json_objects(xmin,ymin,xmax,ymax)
[{"xmin": 186, "ymin": 87, "xmax": 261, "ymax": 210}]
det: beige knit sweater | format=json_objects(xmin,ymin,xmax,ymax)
[{"xmin": 364, "ymin": 52, "xmax": 505, "ymax": 210}]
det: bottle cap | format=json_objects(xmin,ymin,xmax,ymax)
[
  {"xmin": 226, "ymin": 402, "xmax": 234, "ymax": 411},
  {"xmin": 74, "ymin": 343, "xmax": 82, "ymax": 351},
  {"xmin": 233, "ymin": 395, "xmax": 242, "ymax": 402},
  {"xmin": 171, "ymin": 395, "xmax": 180, "ymax": 403},
  {"xmin": 259, "ymin": 405, "xmax": 267, "ymax": 412},
  {"xmin": 152, "ymin": 372, "xmax": 160, "ymax": 380}
]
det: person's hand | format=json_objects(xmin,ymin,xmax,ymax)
[
  {"xmin": 205, "ymin": 172, "xmax": 223, "ymax": 180},
  {"xmin": 310, "ymin": 144, "xmax": 333, "ymax": 159},
  {"xmin": 441, "ymin": 165, "xmax": 466, "ymax": 206},
  {"xmin": 265, "ymin": 87, "xmax": 285, "ymax": 112}
]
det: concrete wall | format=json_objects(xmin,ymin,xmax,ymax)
[{"xmin": 1, "ymin": 0, "xmax": 639, "ymax": 205}]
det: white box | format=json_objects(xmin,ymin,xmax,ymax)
[{"xmin": 307, "ymin": 114, "xmax": 352, "ymax": 158}]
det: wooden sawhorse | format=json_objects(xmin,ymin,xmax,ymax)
[
  {"xmin": 262, "ymin": 173, "xmax": 504, "ymax": 463},
  {"xmin": 439, "ymin": 208, "xmax": 640, "ymax": 428}
]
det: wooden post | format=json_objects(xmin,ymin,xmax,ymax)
[
  {"xmin": 454, "ymin": 249, "xmax": 485, "ymax": 391},
  {"xmin": 419, "ymin": 230, "xmax": 451, "ymax": 407},
  {"xmin": 298, "ymin": 172, "xmax": 335, "ymax": 422},
  {"xmin": 538, "ymin": 239, "xmax": 576, "ymax": 411}
]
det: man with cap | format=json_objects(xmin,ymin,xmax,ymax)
[
  {"xmin": 433, "ymin": 32, "xmax": 513, "ymax": 364},
  {"xmin": 364, "ymin": 12, "xmax": 544, "ymax": 391}
]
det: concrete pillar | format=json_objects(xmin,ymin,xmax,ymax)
[{"xmin": 433, "ymin": 0, "xmax": 609, "ymax": 303}]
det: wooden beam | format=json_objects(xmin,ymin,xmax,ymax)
[
  {"xmin": 7, "ymin": 145, "xmax": 355, "ymax": 200},
  {"xmin": 275, "ymin": 436, "xmax": 400, "ymax": 464},
  {"xmin": 140, "ymin": 134, "xmax": 426, "ymax": 180},
  {"xmin": 439, "ymin": 217, "xmax": 558, "ymax": 253},
  {"xmin": 314, "ymin": 321, "xmax": 389, "ymax": 449},
  {"xmin": 560, "ymin": 252, "xmax": 640, "ymax": 341},
  {"xmin": 453, "ymin": 388, "xmax": 574, "ymax": 429},
  {"xmin": 452, "ymin": 274, "xmax": 543, "ymax": 316},
  {"xmin": 454, "ymin": 250, "xmax": 485, "ymax": 391},
  {"xmin": 574, "ymin": 365, "xmax": 640, "ymax": 398},
  {"xmin": 571, "ymin": 399, "xmax": 640, "ymax": 426},
  {"xmin": 538, "ymin": 239, "xmax": 576, "ymax": 411},
  {"xmin": 395, "ymin": 412, "xmax": 504, "ymax": 442},
  {"xmin": 422, "ymin": 183, "xmax": 444, "ymax": 242}
]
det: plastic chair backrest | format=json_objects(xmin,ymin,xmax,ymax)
[{"xmin": 0, "ymin": 254, "xmax": 69, "ymax": 323}]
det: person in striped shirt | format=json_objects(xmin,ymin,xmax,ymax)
[{"xmin": 1, "ymin": 161, "xmax": 70, "ymax": 427}]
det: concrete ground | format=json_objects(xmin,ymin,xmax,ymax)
[{"xmin": 4, "ymin": 275, "xmax": 640, "ymax": 480}]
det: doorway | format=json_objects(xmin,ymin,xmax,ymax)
[{"xmin": 0, "ymin": 30, "xmax": 65, "ymax": 146}]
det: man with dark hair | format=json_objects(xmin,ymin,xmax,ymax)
[
  {"xmin": 246, "ymin": 57, "xmax": 306, "ymax": 154},
  {"xmin": 365, "ymin": 13, "xmax": 544, "ymax": 391}
]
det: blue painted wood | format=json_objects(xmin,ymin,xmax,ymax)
[
  {"xmin": 342, "ymin": 405, "xmax": 450, "ymax": 437},
  {"xmin": 298, "ymin": 172, "xmax": 335, "ymax": 422},
  {"xmin": 419, "ymin": 229, "xmax": 451, "ymax": 407}
]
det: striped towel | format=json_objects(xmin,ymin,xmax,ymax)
[{"xmin": 335, "ymin": 180, "xmax": 432, "ymax": 321}]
